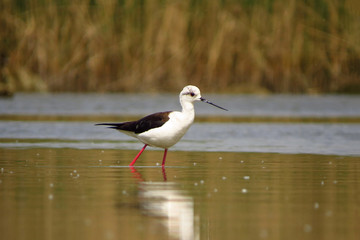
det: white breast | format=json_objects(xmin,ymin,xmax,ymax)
[{"xmin": 137, "ymin": 111, "xmax": 194, "ymax": 148}]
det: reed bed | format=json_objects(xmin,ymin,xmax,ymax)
[{"xmin": 0, "ymin": 0, "xmax": 359, "ymax": 93}]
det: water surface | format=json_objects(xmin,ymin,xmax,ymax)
[
  {"xmin": 0, "ymin": 121, "xmax": 359, "ymax": 156},
  {"xmin": 0, "ymin": 148, "xmax": 359, "ymax": 240},
  {"xmin": 1, "ymin": 93, "xmax": 359, "ymax": 117},
  {"xmin": 1, "ymin": 93, "xmax": 360, "ymax": 240}
]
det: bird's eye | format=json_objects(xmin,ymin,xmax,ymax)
[{"xmin": 190, "ymin": 92, "xmax": 195, "ymax": 97}]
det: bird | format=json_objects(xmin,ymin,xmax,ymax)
[{"xmin": 96, "ymin": 85, "xmax": 227, "ymax": 167}]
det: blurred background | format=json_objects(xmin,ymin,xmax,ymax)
[
  {"xmin": 1, "ymin": 2, "xmax": 360, "ymax": 239},
  {"xmin": 1, "ymin": 0, "xmax": 360, "ymax": 95}
]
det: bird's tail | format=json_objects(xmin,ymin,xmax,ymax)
[{"xmin": 95, "ymin": 123, "xmax": 126, "ymax": 130}]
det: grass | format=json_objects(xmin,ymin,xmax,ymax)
[{"xmin": 0, "ymin": 0, "xmax": 360, "ymax": 93}]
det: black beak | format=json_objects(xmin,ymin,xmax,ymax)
[{"xmin": 200, "ymin": 97, "xmax": 228, "ymax": 111}]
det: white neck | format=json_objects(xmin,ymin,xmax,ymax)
[{"xmin": 180, "ymin": 98, "xmax": 195, "ymax": 118}]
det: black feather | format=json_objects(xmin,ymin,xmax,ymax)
[{"xmin": 96, "ymin": 111, "xmax": 171, "ymax": 134}]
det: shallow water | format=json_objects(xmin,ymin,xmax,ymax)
[
  {"xmin": 1, "ymin": 93, "xmax": 360, "ymax": 117},
  {"xmin": 0, "ymin": 121, "xmax": 360, "ymax": 155},
  {"xmin": 1, "ymin": 148, "xmax": 359, "ymax": 240},
  {"xmin": 1, "ymin": 93, "xmax": 360, "ymax": 240}
]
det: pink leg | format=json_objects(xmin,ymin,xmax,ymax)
[
  {"xmin": 129, "ymin": 144, "xmax": 148, "ymax": 166},
  {"xmin": 161, "ymin": 149, "xmax": 168, "ymax": 167},
  {"xmin": 162, "ymin": 166, "xmax": 167, "ymax": 181}
]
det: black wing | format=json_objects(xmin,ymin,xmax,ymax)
[{"xmin": 96, "ymin": 111, "xmax": 171, "ymax": 134}]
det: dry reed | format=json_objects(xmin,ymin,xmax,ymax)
[{"xmin": 0, "ymin": 0, "xmax": 359, "ymax": 93}]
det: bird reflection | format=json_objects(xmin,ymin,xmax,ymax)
[
  {"xmin": 130, "ymin": 166, "xmax": 167, "ymax": 181},
  {"xmin": 130, "ymin": 167, "xmax": 198, "ymax": 240}
]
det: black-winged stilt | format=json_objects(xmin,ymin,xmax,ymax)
[{"xmin": 96, "ymin": 85, "xmax": 227, "ymax": 166}]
